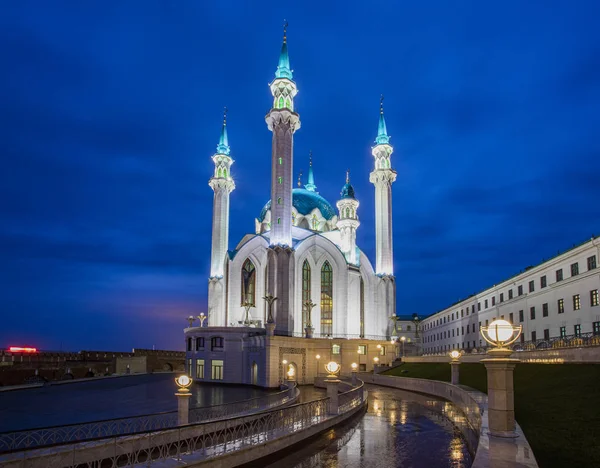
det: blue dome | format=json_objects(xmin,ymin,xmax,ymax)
[
  {"xmin": 258, "ymin": 188, "xmax": 336, "ymax": 222},
  {"xmin": 340, "ymin": 182, "xmax": 355, "ymax": 199}
]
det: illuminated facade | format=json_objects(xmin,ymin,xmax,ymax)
[
  {"xmin": 206, "ymin": 29, "xmax": 397, "ymax": 338},
  {"xmin": 421, "ymin": 236, "xmax": 600, "ymax": 353}
]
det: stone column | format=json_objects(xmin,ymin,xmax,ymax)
[
  {"xmin": 175, "ymin": 392, "xmax": 192, "ymax": 425},
  {"xmin": 481, "ymin": 350, "xmax": 519, "ymax": 438},
  {"xmin": 325, "ymin": 378, "xmax": 340, "ymax": 415},
  {"xmin": 450, "ymin": 361, "xmax": 460, "ymax": 385}
]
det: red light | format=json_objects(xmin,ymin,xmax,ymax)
[{"xmin": 9, "ymin": 347, "xmax": 38, "ymax": 353}]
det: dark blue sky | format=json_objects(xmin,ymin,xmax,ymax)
[{"xmin": 1, "ymin": 1, "xmax": 599, "ymax": 351}]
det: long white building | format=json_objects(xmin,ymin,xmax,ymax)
[{"xmin": 421, "ymin": 236, "xmax": 600, "ymax": 353}]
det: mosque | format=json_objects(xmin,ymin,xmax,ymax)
[
  {"xmin": 206, "ymin": 28, "xmax": 397, "ymax": 339},
  {"xmin": 184, "ymin": 28, "xmax": 405, "ymax": 386}
]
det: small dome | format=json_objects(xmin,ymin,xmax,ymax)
[
  {"xmin": 258, "ymin": 188, "xmax": 336, "ymax": 222},
  {"xmin": 340, "ymin": 182, "xmax": 355, "ymax": 199}
]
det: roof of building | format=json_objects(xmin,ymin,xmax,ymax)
[
  {"xmin": 258, "ymin": 188, "xmax": 337, "ymax": 222},
  {"xmin": 340, "ymin": 171, "xmax": 355, "ymax": 199}
]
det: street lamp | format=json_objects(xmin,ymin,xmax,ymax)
[
  {"xmin": 400, "ymin": 336, "xmax": 406, "ymax": 357},
  {"xmin": 480, "ymin": 319, "xmax": 522, "ymax": 356},
  {"xmin": 351, "ymin": 362, "xmax": 358, "ymax": 385},
  {"xmin": 449, "ymin": 350, "xmax": 461, "ymax": 385},
  {"xmin": 174, "ymin": 374, "xmax": 193, "ymax": 425},
  {"xmin": 449, "ymin": 350, "xmax": 461, "ymax": 362},
  {"xmin": 325, "ymin": 361, "xmax": 340, "ymax": 378},
  {"xmin": 197, "ymin": 312, "xmax": 207, "ymax": 328}
]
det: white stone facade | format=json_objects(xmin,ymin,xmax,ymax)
[{"xmin": 421, "ymin": 237, "xmax": 600, "ymax": 353}]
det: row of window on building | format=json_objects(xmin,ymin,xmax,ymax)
[
  {"xmin": 187, "ymin": 358, "xmax": 223, "ymax": 380},
  {"xmin": 186, "ymin": 336, "xmax": 223, "ymax": 352},
  {"xmin": 424, "ymin": 256, "xmax": 598, "ymax": 331}
]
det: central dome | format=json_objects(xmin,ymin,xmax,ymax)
[{"xmin": 258, "ymin": 188, "xmax": 336, "ymax": 222}]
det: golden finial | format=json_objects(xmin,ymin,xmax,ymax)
[
  {"xmin": 283, "ymin": 20, "xmax": 288, "ymax": 43},
  {"xmin": 380, "ymin": 94, "xmax": 384, "ymax": 114},
  {"xmin": 346, "ymin": 169, "xmax": 350, "ymax": 183},
  {"xmin": 297, "ymin": 170, "xmax": 302, "ymax": 187},
  {"xmin": 223, "ymin": 106, "xmax": 227, "ymax": 125}
]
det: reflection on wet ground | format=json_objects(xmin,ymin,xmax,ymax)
[
  {"xmin": 0, "ymin": 373, "xmax": 274, "ymax": 431},
  {"xmin": 256, "ymin": 384, "xmax": 473, "ymax": 468}
]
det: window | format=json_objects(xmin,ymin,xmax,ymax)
[
  {"xmin": 407, "ymin": 325, "xmax": 412, "ymax": 331},
  {"xmin": 196, "ymin": 337, "xmax": 204, "ymax": 350},
  {"xmin": 485, "ymin": 319, "xmax": 489, "ymax": 327},
  {"xmin": 332, "ymin": 344, "xmax": 340, "ymax": 355},
  {"xmin": 500, "ymin": 293, "xmax": 504, "ymax": 302},
  {"xmin": 196, "ymin": 359, "xmax": 205, "ymax": 379},
  {"xmin": 574, "ymin": 324, "xmax": 581, "ymax": 337},
  {"xmin": 187, "ymin": 359, "xmax": 192, "ymax": 376},
  {"xmin": 556, "ymin": 269, "xmax": 563, "ymax": 282},
  {"xmin": 544, "ymin": 329, "xmax": 550, "ymax": 340},
  {"xmin": 473, "ymin": 323, "xmax": 476, "ymax": 333},
  {"xmin": 530, "ymin": 306, "xmax": 536, "ymax": 320},
  {"xmin": 461, "ymin": 309, "xmax": 464, "ymax": 318},
  {"xmin": 472, "ymin": 305, "xmax": 475, "ymax": 314},
  {"xmin": 359, "ymin": 363, "xmax": 366, "ymax": 372},
  {"xmin": 320, "ymin": 261, "xmax": 333, "ymax": 336},
  {"xmin": 518, "ymin": 285, "xmax": 523, "ymax": 296},
  {"xmin": 478, "ymin": 302, "xmax": 481, "ymax": 311},
  {"xmin": 187, "ymin": 337, "xmax": 192, "ymax": 351},
  {"xmin": 492, "ymin": 297, "xmax": 496, "ymax": 306},
  {"xmin": 594, "ymin": 322, "xmax": 600, "ymax": 336},
  {"xmin": 519, "ymin": 310, "xmax": 524, "ymax": 322},
  {"xmin": 485, "ymin": 299, "xmax": 488, "ymax": 308},
  {"xmin": 541, "ymin": 275, "xmax": 547, "ymax": 288},
  {"xmin": 531, "ymin": 331, "xmax": 537, "ymax": 341},
  {"xmin": 380, "ymin": 346, "xmax": 386, "ymax": 356},
  {"xmin": 241, "ymin": 259, "xmax": 256, "ymax": 306},
  {"xmin": 529, "ymin": 280, "xmax": 535, "ymax": 293},
  {"xmin": 358, "ymin": 345, "xmax": 367, "ymax": 355},
  {"xmin": 452, "ymin": 313, "xmax": 454, "ymax": 320},
  {"xmin": 591, "ymin": 289, "xmax": 599, "ymax": 307},
  {"xmin": 571, "ymin": 262, "xmax": 579, "ymax": 276},
  {"xmin": 277, "ymin": 197, "xmax": 282, "ymax": 204},
  {"xmin": 278, "ymin": 157, "xmax": 283, "ymax": 165},
  {"xmin": 509, "ymin": 312, "xmax": 514, "ymax": 323},
  {"xmin": 508, "ymin": 289, "xmax": 513, "ymax": 300},
  {"xmin": 588, "ymin": 255, "xmax": 597, "ymax": 271},
  {"xmin": 211, "ymin": 360, "xmax": 224, "ymax": 380},
  {"xmin": 277, "ymin": 217, "xmax": 281, "ymax": 224},
  {"xmin": 302, "ymin": 260, "xmax": 311, "ymax": 327},
  {"xmin": 560, "ymin": 326, "xmax": 566, "ymax": 338},
  {"xmin": 558, "ymin": 298, "xmax": 564, "ymax": 314},
  {"xmin": 573, "ymin": 294, "xmax": 581, "ymax": 310},
  {"xmin": 461, "ymin": 326, "xmax": 464, "ymax": 336},
  {"xmin": 278, "ymin": 176, "xmax": 283, "ymax": 184},
  {"xmin": 211, "ymin": 336, "xmax": 224, "ymax": 350},
  {"xmin": 542, "ymin": 303, "xmax": 548, "ymax": 317}
]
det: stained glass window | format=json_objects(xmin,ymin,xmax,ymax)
[
  {"xmin": 241, "ymin": 259, "xmax": 256, "ymax": 306},
  {"xmin": 321, "ymin": 261, "xmax": 333, "ymax": 336}
]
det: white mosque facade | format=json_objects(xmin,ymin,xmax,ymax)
[{"xmin": 206, "ymin": 30, "xmax": 397, "ymax": 340}]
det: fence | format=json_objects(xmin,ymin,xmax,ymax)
[{"xmin": 0, "ymin": 384, "xmax": 297, "ymax": 453}]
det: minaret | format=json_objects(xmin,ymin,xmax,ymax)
[
  {"xmin": 265, "ymin": 23, "xmax": 300, "ymax": 334},
  {"xmin": 369, "ymin": 95, "xmax": 397, "ymax": 275},
  {"xmin": 336, "ymin": 171, "xmax": 360, "ymax": 265},
  {"xmin": 265, "ymin": 22, "xmax": 301, "ymax": 247},
  {"xmin": 208, "ymin": 108, "xmax": 235, "ymax": 325}
]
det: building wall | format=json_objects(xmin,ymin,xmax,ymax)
[{"xmin": 421, "ymin": 237, "xmax": 600, "ymax": 353}]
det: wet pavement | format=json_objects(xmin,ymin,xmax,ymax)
[
  {"xmin": 0, "ymin": 373, "xmax": 274, "ymax": 431},
  {"xmin": 257, "ymin": 384, "xmax": 473, "ymax": 468}
]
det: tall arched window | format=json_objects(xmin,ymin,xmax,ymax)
[
  {"xmin": 320, "ymin": 261, "xmax": 333, "ymax": 336},
  {"xmin": 302, "ymin": 260, "xmax": 311, "ymax": 326},
  {"xmin": 241, "ymin": 259, "xmax": 256, "ymax": 306},
  {"xmin": 360, "ymin": 277, "xmax": 365, "ymax": 338}
]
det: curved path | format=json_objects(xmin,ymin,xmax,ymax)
[{"xmin": 254, "ymin": 384, "xmax": 473, "ymax": 468}]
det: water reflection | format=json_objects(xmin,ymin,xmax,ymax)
[{"xmin": 256, "ymin": 385, "xmax": 473, "ymax": 468}]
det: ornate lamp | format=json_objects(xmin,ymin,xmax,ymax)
[
  {"xmin": 449, "ymin": 350, "xmax": 461, "ymax": 362},
  {"xmin": 351, "ymin": 362, "xmax": 358, "ymax": 370},
  {"xmin": 303, "ymin": 300, "xmax": 317, "ymax": 328},
  {"xmin": 175, "ymin": 374, "xmax": 193, "ymax": 394},
  {"xmin": 186, "ymin": 316, "xmax": 195, "ymax": 328},
  {"xmin": 263, "ymin": 294, "xmax": 278, "ymax": 324},
  {"xmin": 325, "ymin": 361, "xmax": 340, "ymax": 378},
  {"xmin": 480, "ymin": 319, "xmax": 522, "ymax": 357},
  {"xmin": 197, "ymin": 312, "xmax": 207, "ymax": 328}
]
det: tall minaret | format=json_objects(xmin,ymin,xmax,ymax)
[
  {"xmin": 208, "ymin": 108, "xmax": 235, "ymax": 325},
  {"xmin": 336, "ymin": 171, "xmax": 360, "ymax": 265},
  {"xmin": 369, "ymin": 96, "xmax": 397, "ymax": 275},
  {"xmin": 265, "ymin": 22, "xmax": 301, "ymax": 247},
  {"xmin": 265, "ymin": 24, "xmax": 300, "ymax": 334}
]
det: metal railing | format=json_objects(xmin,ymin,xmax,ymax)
[
  {"xmin": 338, "ymin": 380, "xmax": 365, "ymax": 413},
  {"xmin": 421, "ymin": 331, "xmax": 600, "ymax": 355},
  {"xmin": 0, "ymin": 384, "xmax": 296, "ymax": 453}
]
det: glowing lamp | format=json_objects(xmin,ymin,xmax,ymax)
[
  {"xmin": 373, "ymin": 357, "xmax": 379, "ymax": 363},
  {"xmin": 325, "ymin": 361, "xmax": 340, "ymax": 377},
  {"xmin": 282, "ymin": 359, "xmax": 288, "ymax": 365},
  {"xmin": 481, "ymin": 319, "xmax": 522, "ymax": 349},
  {"xmin": 400, "ymin": 336, "xmax": 406, "ymax": 342},
  {"xmin": 449, "ymin": 350, "xmax": 461, "ymax": 361},
  {"xmin": 376, "ymin": 344, "xmax": 382, "ymax": 349},
  {"xmin": 351, "ymin": 362, "xmax": 358, "ymax": 370},
  {"xmin": 175, "ymin": 374, "xmax": 193, "ymax": 393},
  {"xmin": 9, "ymin": 347, "xmax": 38, "ymax": 353},
  {"xmin": 315, "ymin": 354, "xmax": 321, "ymax": 360}
]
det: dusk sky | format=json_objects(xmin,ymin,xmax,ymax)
[{"xmin": 1, "ymin": 1, "xmax": 599, "ymax": 351}]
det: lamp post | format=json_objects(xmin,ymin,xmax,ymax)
[
  {"xmin": 480, "ymin": 319, "xmax": 522, "ymax": 438},
  {"xmin": 449, "ymin": 350, "xmax": 461, "ymax": 385},
  {"xmin": 400, "ymin": 336, "xmax": 406, "ymax": 358},
  {"xmin": 174, "ymin": 374, "xmax": 193, "ymax": 425},
  {"xmin": 263, "ymin": 294, "xmax": 277, "ymax": 336},
  {"xmin": 186, "ymin": 316, "xmax": 195, "ymax": 328},
  {"xmin": 324, "ymin": 361, "xmax": 341, "ymax": 414},
  {"xmin": 197, "ymin": 312, "xmax": 207, "ymax": 328},
  {"xmin": 303, "ymin": 299, "xmax": 317, "ymax": 338},
  {"xmin": 351, "ymin": 362, "xmax": 358, "ymax": 386},
  {"xmin": 315, "ymin": 354, "xmax": 321, "ymax": 379}
]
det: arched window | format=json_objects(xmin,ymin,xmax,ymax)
[
  {"xmin": 241, "ymin": 259, "xmax": 256, "ymax": 306},
  {"xmin": 302, "ymin": 260, "xmax": 311, "ymax": 327},
  {"xmin": 345, "ymin": 207, "xmax": 350, "ymax": 218},
  {"xmin": 311, "ymin": 215, "xmax": 319, "ymax": 230},
  {"xmin": 320, "ymin": 261, "xmax": 333, "ymax": 336},
  {"xmin": 359, "ymin": 277, "xmax": 365, "ymax": 338},
  {"xmin": 285, "ymin": 97, "xmax": 291, "ymax": 109},
  {"xmin": 223, "ymin": 168, "xmax": 228, "ymax": 178},
  {"xmin": 278, "ymin": 96, "xmax": 285, "ymax": 108}
]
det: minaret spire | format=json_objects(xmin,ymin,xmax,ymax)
[
  {"xmin": 369, "ymin": 96, "xmax": 397, "ymax": 276},
  {"xmin": 305, "ymin": 151, "xmax": 317, "ymax": 192},
  {"xmin": 275, "ymin": 21, "xmax": 292, "ymax": 80},
  {"xmin": 216, "ymin": 107, "xmax": 230, "ymax": 155}
]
